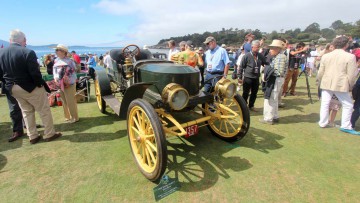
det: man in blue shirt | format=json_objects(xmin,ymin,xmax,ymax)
[
  {"xmin": 203, "ymin": 36, "xmax": 230, "ymax": 93},
  {"xmin": 87, "ymin": 53, "xmax": 96, "ymax": 79}
]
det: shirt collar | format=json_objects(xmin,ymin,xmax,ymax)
[{"xmin": 10, "ymin": 42, "xmax": 22, "ymax": 46}]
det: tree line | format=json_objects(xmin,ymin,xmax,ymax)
[{"xmin": 155, "ymin": 19, "xmax": 360, "ymax": 48}]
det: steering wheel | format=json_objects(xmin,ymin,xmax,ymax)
[{"xmin": 122, "ymin": 44, "xmax": 140, "ymax": 58}]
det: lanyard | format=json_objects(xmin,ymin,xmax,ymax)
[{"xmin": 250, "ymin": 51, "xmax": 258, "ymax": 67}]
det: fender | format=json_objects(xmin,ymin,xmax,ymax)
[
  {"xmin": 94, "ymin": 67, "xmax": 112, "ymax": 96},
  {"xmin": 119, "ymin": 82, "xmax": 156, "ymax": 119}
]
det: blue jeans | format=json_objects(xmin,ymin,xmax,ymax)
[
  {"xmin": 5, "ymin": 90, "xmax": 23, "ymax": 133},
  {"xmin": 204, "ymin": 72, "xmax": 222, "ymax": 93}
]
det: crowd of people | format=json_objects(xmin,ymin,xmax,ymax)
[
  {"xmin": 0, "ymin": 30, "xmax": 110, "ymax": 144},
  {"xmin": 167, "ymin": 33, "xmax": 360, "ymax": 135},
  {"xmin": 1, "ymin": 28, "xmax": 360, "ymax": 145}
]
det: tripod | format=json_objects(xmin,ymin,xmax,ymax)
[{"xmin": 298, "ymin": 57, "xmax": 313, "ymax": 104}]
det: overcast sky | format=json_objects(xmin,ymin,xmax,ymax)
[{"xmin": 0, "ymin": 0, "xmax": 358, "ymax": 46}]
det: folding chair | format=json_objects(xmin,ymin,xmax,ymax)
[{"xmin": 75, "ymin": 73, "xmax": 91, "ymax": 102}]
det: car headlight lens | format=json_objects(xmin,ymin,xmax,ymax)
[
  {"xmin": 215, "ymin": 78, "xmax": 237, "ymax": 98},
  {"xmin": 162, "ymin": 83, "xmax": 189, "ymax": 110}
]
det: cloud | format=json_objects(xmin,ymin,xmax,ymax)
[{"xmin": 92, "ymin": 0, "xmax": 359, "ymax": 46}]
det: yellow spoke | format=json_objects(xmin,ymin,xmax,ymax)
[
  {"xmin": 141, "ymin": 142, "xmax": 146, "ymax": 164},
  {"xmin": 131, "ymin": 126, "xmax": 142, "ymax": 136},
  {"xmin": 144, "ymin": 134, "xmax": 155, "ymax": 139},
  {"xmin": 224, "ymin": 120, "xmax": 230, "ymax": 134},
  {"xmin": 145, "ymin": 144, "xmax": 156, "ymax": 164},
  {"xmin": 225, "ymin": 118, "xmax": 237, "ymax": 132},
  {"xmin": 136, "ymin": 111, "xmax": 144, "ymax": 130},
  {"xmin": 145, "ymin": 146, "xmax": 151, "ymax": 167},
  {"xmin": 133, "ymin": 116, "xmax": 141, "ymax": 132},
  {"xmin": 141, "ymin": 111, "xmax": 145, "ymax": 131},
  {"xmin": 219, "ymin": 119, "xmax": 224, "ymax": 132},
  {"xmin": 146, "ymin": 140, "xmax": 157, "ymax": 152},
  {"xmin": 136, "ymin": 141, "xmax": 141, "ymax": 154}
]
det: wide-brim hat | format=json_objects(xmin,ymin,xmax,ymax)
[
  {"xmin": 53, "ymin": 44, "xmax": 68, "ymax": 52},
  {"xmin": 268, "ymin": 40, "xmax": 285, "ymax": 49}
]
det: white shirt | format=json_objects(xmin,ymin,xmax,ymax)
[
  {"xmin": 103, "ymin": 54, "xmax": 113, "ymax": 69},
  {"xmin": 307, "ymin": 50, "xmax": 318, "ymax": 63},
  {"xmin": 168, "ymin": 48, "xmax": 179, "ymax": 61}
]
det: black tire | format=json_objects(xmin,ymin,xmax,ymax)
[
  {"xmin": 127, "ymin": 99, "xmax": 167, "ymax": 182},
  {"xmin": 204, "ymin": 94, "xmax": 250, "ymax": 142},
  {"xmin": 94, "ymin": 69, "xmax": 112, "ymax": 114},
  {"xmin": 236, "ymin": 94, "xmax": 250, "ymax": 139}
]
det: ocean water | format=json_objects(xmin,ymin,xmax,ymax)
[{"xmin": 32, "ymin": 47, "xmax": 167, "ymax": 58}]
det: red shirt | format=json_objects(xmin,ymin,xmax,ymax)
[{"xmin": 72, "ymin": 54, "xmax": 81, "ymax": 64}]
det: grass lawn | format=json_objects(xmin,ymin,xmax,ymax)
[{"xmin": 1, "ymin": 75, "xmax": 360, "ymax": 202}]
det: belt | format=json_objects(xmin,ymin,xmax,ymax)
[{"xmin": 208, "ymin": 71, "xmax": 223, "ymax": 75}]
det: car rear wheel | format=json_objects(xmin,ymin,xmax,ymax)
[
  {"xmin": 127, "ymin": 99, "xmax": 167, "ymax": 182},
  {"xmin": 204, "ymin": 94, "xmax": 250, "ymax": 142}
]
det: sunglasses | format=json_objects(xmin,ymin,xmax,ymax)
[{"xmin": 55, "ymin": 49, "xmax": 63, "ymax": 52}]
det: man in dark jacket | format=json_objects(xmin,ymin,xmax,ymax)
[
  {"xmin": 238, "ymin": 40, "xmax": 268, "ymax": 111},
  {"xmin": 0, "ymin": 29, "xmax": 61, "ymax": 144}
]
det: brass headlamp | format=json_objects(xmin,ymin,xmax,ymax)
[
  {"xmin": 215, "ymin": 78, "xmax": 237, "ymax": 98},
  {"xmin": 162, "ymin": 83, "xmax": 189, "ymax": 110}
]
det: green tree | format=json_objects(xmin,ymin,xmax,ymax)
[
  {"xmin": 296, "ymin": 33, "xmax": 310, "ymax": 40},
  {"xmin": 330, "ymin": 20, "xmax": 344, "ymax": 30},
  {"xmin": 304, "ymin": 23, "xmax": 321, "ymax": 33},
  {"xmin": 350, "ymin": 20, "xmax": 360, "ymax": 38},
  {"xmin": 321, "ymin": 28, "xmax": 336, "ymax": 39},
  {"xmin": 269, "ymin": 31, "xmax": 279, "ymax": 40}
]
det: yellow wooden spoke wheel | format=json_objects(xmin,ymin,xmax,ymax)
[
  {"xmin": 127, "ymin": 99, "xmax": 167, "ymax": 182},
  {"xmin": 204, "ymin": 94, "xmax": 250, "ymax": 142},
  {"xmin": 94, "ymin": 79, "xmax": 106, "ymax": 113}
]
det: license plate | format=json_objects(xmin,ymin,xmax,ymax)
[{"xmin": 185, "ymin": 125, "xmax": 199, "ymax": 138}]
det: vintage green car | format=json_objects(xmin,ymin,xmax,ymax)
[{"xmin": 94, "ymin": 45, "xmax": 250, "ymax": 182}]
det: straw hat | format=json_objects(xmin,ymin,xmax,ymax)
[
  {"xmin": 268, "ymin": 40, "xmax": 285, "ymax": 49},
  {"xmin": 53, "ymin": 44, "xmax": 68, "ymax": 52}
]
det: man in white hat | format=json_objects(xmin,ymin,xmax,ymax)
[{"xmin": 260, "ymin": 39, "xmax": 287, "ymax": 124}]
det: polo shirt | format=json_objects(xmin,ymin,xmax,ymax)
[{"xmin": 205, "ymin": 46, "xmax": 230, "ymax": 73}]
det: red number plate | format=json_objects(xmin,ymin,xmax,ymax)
[{"xmin": 185, "ymin": 125, "xmax": 199, "ymax": 138}]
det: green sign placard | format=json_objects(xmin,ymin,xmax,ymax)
[{"xmin": 153, "ymin": 175, "xmax": 181, "ymax": 201}]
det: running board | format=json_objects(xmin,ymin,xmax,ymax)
[{"xmin": 102, "ymin": 95, "xmax": 121, "ymax": 116}]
